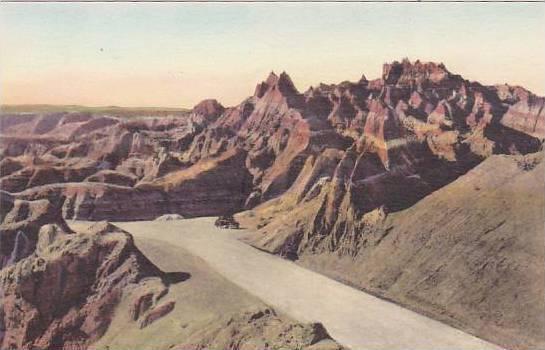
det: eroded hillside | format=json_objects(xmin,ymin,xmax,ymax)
[
  {"xmin": 1, "ymin": 59, "xmax": 544, "ymax": 349},
  {"xmin": 2, "ymin": 60, "xmax": 543, "ymax": 222}
]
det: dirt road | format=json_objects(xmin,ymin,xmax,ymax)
[{"xmin": 116, "ymin": 218, "xmax": 503, "ymax": 350}]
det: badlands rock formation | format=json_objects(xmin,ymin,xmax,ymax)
[
  {"xmin": 0, "ymin": 199, "xmax": 176, "ymax": 350},
  {"xmin": 0, "ymin": 197, "xmax": 342, "ymax": 350},
  {"xmin": 1, "ymin": 59, "xmax": 542, "ymax": 222},
  {"xmin": 239, "ymin": 152, "xmax": 545, "ymax": 350},
  {"xmin": 0, "ymin": 191, "xmax": 70, "ymax": 268},
  {"xmin": 1, "ymin": 59, "xmax": 544, "ymax": 349}
]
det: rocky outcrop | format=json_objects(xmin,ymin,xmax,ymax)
[
  {"xmin": 137, "ymin": 300, "xmax": 176, "ymax": 329},
  {"xmin": 0, "ymin": 193, "xmax": 70, "ymax": 269},
  {"xmin": 0, "ymin": 162, "xmax": 98, "ymax": 193},
  {"xmin": 237, "ymin": 59, "xmax": 542, "ymax": 255},
  {"xmin": 172, "ymin": 307, "xmax": 343, "ymax": 350},
  {"xmin": 14, "ymin": 183, "xmax": 167, "ymax": 221},
  {"xmin": 0, "ymin": 220, "xmax": 176, "ymax": 350},
  {"xmin": 191, "ymin": 99, "xmax": 225, "ymax": 123},
  {"xmin": 14, "ymin": 148, "xmax": 252, "ymax": 220},
  {"xmin": 496, "ymin": 85, "xmax": 545, "ymax": 139}
]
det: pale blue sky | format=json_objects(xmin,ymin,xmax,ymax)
[{"xmin": 1, "ymin": 2, "xmax": 544, "ymax": 107}]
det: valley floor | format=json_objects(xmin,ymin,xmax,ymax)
[{"xmin": 102, "ymin": 218, "xmax": 503, "ymax": 350}]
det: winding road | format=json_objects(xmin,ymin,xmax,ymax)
[{"xmin": 116, "ymin": 217, "xmax": 503, "ymax": 350}]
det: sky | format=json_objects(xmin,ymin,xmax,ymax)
[{"xmin": 1, "ymin": 2, "xmax": 544, "ymax": 108}]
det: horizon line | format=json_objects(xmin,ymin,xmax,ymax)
[{"xmin": 2, "ymin": 72, "xmax": 543, "ymax": 111}]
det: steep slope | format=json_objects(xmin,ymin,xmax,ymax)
[
  {"xmin": 92, "ymin": 236, "xmax": 343, "ymax": 350},
  {"xmin": 234, "ymin": 60, "xmax": 543, "ymax": 270},
  {"xmin": 241, "ymin": 152, "xmax": 544, "ymax": 350},
  {"xmin": 117, "ymin": 218, "xmax": 502, "ymax": 350},
  {"xmin": 0, "ymin": 218, "xmax": 176, "ymax": 350}
]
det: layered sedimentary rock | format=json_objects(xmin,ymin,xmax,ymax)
[
  {"xmin": 137, "ymin": 147, "xmax": 253, "ymax": 217},
  {"xmin": 237, "ymin": 60, "xmax": 543, "ymax": 256},
  {"xmin": 232, "ymin": 66, "xmax": 544, "ymax": 349},
  {"xmin": 1, "ymin": 59, "xmax": 544, "ymax": 349},
  {"xmin": 2, "ymin": 60, "xmax": 543, "ymax": 222},
  {"xmin": 13, "ymin": 147, "xmax": 252, "ymax": 220}
]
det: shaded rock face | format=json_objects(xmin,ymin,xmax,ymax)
[
  {"xmin": 0, "ymin": 193, "xmax": 70, "ymax": 269},
  {"xmin": 1, "ymin": 59, "xmax": 543, "ymax": 223},
  {"xmin": 191, "ymin": 99, "xmax": 225, "ymax": 123},
  {"xmin": 241, "ymin": 152, "xmax": 545, "ymax": 350},
  {"xmin": 139, "ymin": 148, "xmax": 254, "ymax": 218},
  {"xmin": 11, "ymin": 149, "xmax": 253, "ymax": 221},
  {"xmin": 0, "ymin": 218, "xmax": 176, "ymax": 350}
]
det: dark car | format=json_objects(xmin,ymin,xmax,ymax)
[{"xmin": 214, "ymin": 215, "xmax": 240, "ymax": 229}]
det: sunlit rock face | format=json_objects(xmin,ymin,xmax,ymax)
[
  {"xmin": 1, "ymin": 59, "xmax": 542, "ymax": 222},
  {"xmin": 234, "ymin": 61, "xmax": 544, "ymax": 350}
]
